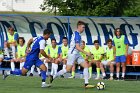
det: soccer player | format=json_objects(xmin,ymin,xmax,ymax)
[
  {"xmin": 10, "ymin": 37, "xmax": 26, "ymax": 71},
  {"xmin": 0, "ymin": 47, "xmax": 4, "ymax": 67},
  {"xmin": 4, "ymin": 27, "xmax": 19, "ymax": 59},
  {"xmin": 3, "ymin": 29, "xmax": 52, "ymax": 88},
  {"xmin": 69, "ymin": 40, "xmax": 92, "ymax": 79},
  {"xmin": 113, "ymin": 28, "xmax": 129, "ymax": 80},
  {"xmin": 100, "ymin": 39, "xmax": 115, "ymax": 80},
  {"xmin": 47, "ymin": 38, "xmax": 61, "ymax": 76},
  {"xmin": 49, "ymin": 21, "xmax": 94, "ymax": 88},
  {"xmin": 90, "ymin": 40, "xmax": 104, "ymax": 80}
]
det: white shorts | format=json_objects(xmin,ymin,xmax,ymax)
[
  {"xmin": 0, "ymin": 54, "xmax": 3, "ymax": 59},
  {"xmin": 101, "ymin": 60, "xmax": 115, "ymax": 65},
  {"xmin": 67, "ymin": 53, "xmax": 84, "ymax": 65}
]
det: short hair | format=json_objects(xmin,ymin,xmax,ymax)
[
  {"xmin": 77, "ymin": 21, "xmax": 85, "ymax": 27},
  {"xmin": 114, "ymin": 28, "xmax": 123, "ymax": 36},
  {"xmin": 51, "ymin": 38, "xmax": 56, "ymax": 42},
  {"xmin": 43, "ymin": 28, "xmax": 53, "ymax": 35},
  {"xmin": 17, "ymin": 37, "xmax": 25, "ymax": 44},
  {"xmin": 62, "ymin": 37, "xmax": 68, "ymax": 40},
  {"xmin": 94, "ymin": 40, "xmax": 99, "ymax": 44},
  {"xmin": 8, "ymin": 27, "xmax": 14, "ymax": 31},
  {"xmin": 106, "ymin": 39, "xmax": 112, "ymax": 44},
  {"xmin": 81, "ymin": 40, "xmax": 85, "ymax": 44}
]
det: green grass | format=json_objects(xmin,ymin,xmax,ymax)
[{"xmin": 0, "ymin": 75, "xmax": 139, "ymax": 93}]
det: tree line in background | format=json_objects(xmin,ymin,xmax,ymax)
[{"xmin": 40, "ymin": 0, "xmax": 140, "ymax": 16}]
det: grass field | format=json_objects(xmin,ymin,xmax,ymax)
[{"xmin": 0, "ymin": 75, "xmax": 140, "ymax": 93}]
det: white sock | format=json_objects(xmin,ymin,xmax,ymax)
[
  {"xmin": 11, "ymin": 46, "xmax": 16, "ymax": 58},
  {"xmin": 51, "ymin": 63, "xmax": 55, "ymax": 75},
  {"xmin": 102, "ymin": 73, "xmax": 106, "ymax": 77},
  {"xmin": 83, "ymin": 68, "xmax": 89, "ymax": 84},
  {"xmin": 122, "ymin": 73, "xmax": 125, "ymax": 77},
  {"xmin": 110, "ymin": 73, "xmax": 113, "ymax": 77},
  {"xmin": 20, "ymin": 62, "xmax": 25, "ymax": 70},
  {"xmin": 54, "ymin": 63, "xmax": 58, "ymax": 75},
  {"xmin": 62, "ymin": 64, "xmax": 66, "ymax": 70},
  {"xmin": 30, "ymin": 65, "xmax": 35, "ymax": 74},
  {"xmin": 11, "ymin": 62, "xmax": 15, "ymax": 71},
  {"xmin": 4, "ymin": 47, "xmax": 10, "ymax": 58},
  {"xmin": 37, "ymin": 67, "xmax": 41, "ymax": 74},
  {"xmin": 44, "ymin": 62, "xmax": 48, "ymax": 75},
  {"xmin": 53, "ymin": 69, "xmax": 67, "ymax": 79},
  {"xmin": 116, "ymin": 73, "xmax": 119, "ymax": 78}
]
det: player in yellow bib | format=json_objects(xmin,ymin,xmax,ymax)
[
  {"xmin": 10, "ymin": 37, "xmax": 26, "ymax": 71},
  {"xmin": 90, "ymin": 40, "xmax": 105, "ymax": 80},
  {"xmin": 4, "ymin": 27, "xmax": 19, "ymax": 59},
  {"xmin": 113, "ymin": 28, "xmax": 129, "ymax": 80},
  {"xmin": 100, "ymin": 39, "xmax": 115, "ymax": 80},
  {"xmin": 46, "ymin": 38, "xmax": 61, "ymax": 76}
]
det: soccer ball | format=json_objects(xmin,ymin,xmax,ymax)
[{"xmin": 97, "ymin": 82, "xmax": 105, "ymax": 90}]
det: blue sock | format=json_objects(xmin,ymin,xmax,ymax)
[
  {"xmin": 11, "ymin": 70, "xmax": 22, "ymax": 75},
  {"xmin": 41, "ymin": 70, "xmax": 47, "ymax": 82}
]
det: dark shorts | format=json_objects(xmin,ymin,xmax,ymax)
[{"xmin": 23, "ymin": 58, "xmax": 43, "ymax": 70}]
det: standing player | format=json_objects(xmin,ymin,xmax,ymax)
[
  {"xmin": 3, "ymin": 29, "xmax": 52, "ymax": 88},
  {"xmin": 100, "ymin": 39, "xmax": 115, "ymax": 80},
  {"xmin": 113, "ymin": 28, "xmax": 129, "ymax": 80},
  {"xmin": 4, "ymin": 27, "xmax": 19, "ymax": 59},
  {"xmin": 49, "ymin": 21, "xmax": 94, "ymax": 88}
]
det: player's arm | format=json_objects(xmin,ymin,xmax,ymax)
[
  {"xmin": 27, "ymin": 38, "xmax": 33, "ymax": 50},
  {"xmin": 124, "ymin": 36, "xmax": 129, "ymax": 56}
]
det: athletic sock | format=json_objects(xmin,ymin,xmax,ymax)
[
  {"xmin": 102, "ymin": 73, "xmax": 106, "ymax": 77},
  {"xmin": 122, "ymin": 73, "xmax": 125, "ymax": 78},
  {"xmin": 116, "ymin": 73, "xmax": 119, "ymax": 78},
  {"xmin": 53, "ymin": 69, "xmax": 67, "ymax": 79},
  {"xmin": 88, "ymin": 67, "xmax": 92, "ymax": 77},
  {"xmin": 51, "ymin": 63, "xmax": 55, "ymax": 75},
  {"xmin": 54, "ymin": 63, "xmax": 58, "ymax": 75},
  {"xmin": 20, "ymin": 62, "xmax": 25, "ymax": 70},
  {"xmin": 71, "ymin": 71, "xmax": 75, "ymax": 77},
  {"xmin": 62, "ymin": 64, "xmax": 66, "ymax": 70},
  {"xmin": 11, "ymin": 46, "xmax": 16, "ymax": 59},
  {"xmin": 96, "ymin": 68, "xmax": 100, "ymax": 78},
  {"xmin": 41, "ymin": 70, "xmax": 47, "ymax": 82},
  {"xmin": 83, "ymin": 68, "xmax": 89, "ymax": 84},
  {"xmin": 30, "ymin": 65, "xmax": 35, "ymax": 74},
  {"xmin": 11, "ymin": 62, "xmax": 15, "ymax": 71}
]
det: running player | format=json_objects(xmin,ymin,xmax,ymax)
[
  {"xmin": 3, "ymin": 29, "xmax": 52, "ymax": 88},
  {"xmin": 49, "ymin": 21, "xmax": 94, "ymax": 88}
]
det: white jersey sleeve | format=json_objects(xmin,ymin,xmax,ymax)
[{"xmin": 39, "ymin": 39, "xmax": 46, "ymax": 50}]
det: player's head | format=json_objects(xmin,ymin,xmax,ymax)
[
  {"xmin": 94, "ymin": 40, "xmax": 100, "ymax": 49},
  {"xmin": 51, "ymin": 38, "xmax": 57, "ymax": 47},
  {"xmin": 114, "ymin": 28, "xmax": 122, "ymax": 36},
  {"xmin": 43, "ymin": 28, "xmax": 52, "ymax": 40},
  {"xmin": 77, "ymin": 21, "xmax": 86, "ymax": 33},
  {"xmin": 106, "ymin": 39, "xmax": 112, "ymax": 48},
  {"xmin": 81, "ymin": 40, "xmax": 85, "ymax": 49},
  {"xmin": 8, "ymin": 27, "xmax": 14, "ymax": 35},
  {"xmin": 62, "ymin": 37, "xmax": 68, "ymax": 46},
  {"xmin": 17, "ymin": 37, "xmax": 25, "ymax": 46}
]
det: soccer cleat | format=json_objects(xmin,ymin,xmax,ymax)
[
  {"xmin": 85, "ymin": 84, "xmax": 95, "ymax": 88},
  {"xmin": 68, "ymin": 76, "xmax": 75, "ymax": 78},
  {"xmin": 41, "ymin": 83, "xmax": 51, "ymax": 88},
  {"xmin": 102, "ymin": 76, "xmax": 108, "ymax": 80},
  {"xmin": 120, "ymin": 77, "xmax": 125, "ymax": 80},
  {"xmin": 49, "ymin": 75, "xmax": 54, "ymax": 84},
  {"xmin": 3, "ymin": 71, "xmax": 9, "ymax": 80},
  {"xmin": 115, "ymin": 77, "xmax": 120, "ymax": 81},
  {"xmin": 29, "ymin": 73, "xmax": 33, "ymax": 76}
]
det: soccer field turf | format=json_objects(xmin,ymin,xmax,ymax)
[{"xmin": 0, "ymin": 75, "xmax": 139, "ymax": 93}]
